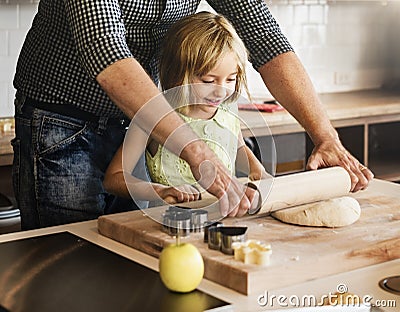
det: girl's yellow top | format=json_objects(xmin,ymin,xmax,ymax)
[{"xmin": 145, "ymin": 104, "xmax": 240, "ymax": 187}]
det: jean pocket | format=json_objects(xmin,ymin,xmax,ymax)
[
  {"xmin": 37, "ymin": 115, "xmax": 87, "ymax": 155},
  {"xmin": 10, "ymin": 137, "xmax": 20, "ymax": 197}
]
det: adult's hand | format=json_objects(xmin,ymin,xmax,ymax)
[
  {"xmin": 306, "ymin": 138, "xmax": 374, "ymax": 192},
  {"xmin": 183, "ymin": 140, "xmax": 256, "ymax": 217}
]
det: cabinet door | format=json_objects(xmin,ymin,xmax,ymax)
[
  {"xmin": 368, "ymin": 121, "xmax": 400, "ymax": 182},
  {"xmin": 240, "ymin": 133, "xmax": 305, "ymax": 177}
]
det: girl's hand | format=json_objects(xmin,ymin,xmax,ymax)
[
  {"xmin": 248, "ymin": 168, "xmax": 271, "ymax": 181},
  {"xmin": 155, "ymin": 184, "xmax": 202, "ymax": 204}
]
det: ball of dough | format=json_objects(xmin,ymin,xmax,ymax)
[{"xmin": 271, "ymin": 196, "xmax": 361, "ymax": 227}]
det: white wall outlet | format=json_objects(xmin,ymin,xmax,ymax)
[{"xmin": 334, "ymin": 71, "xmax": 352, "ymax": 85}]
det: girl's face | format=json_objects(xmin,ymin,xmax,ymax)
[{"xmin": 191, "ymin": 52, "xmax": 238, "ymax": 107}]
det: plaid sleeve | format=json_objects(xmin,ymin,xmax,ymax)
[
  {"xmin": 207, "ymin": 0, "xmax": 294, "ymax": 70},
  {"xmin": 64, "ymin": 0, "xmax": 133, "ymax": 78}
]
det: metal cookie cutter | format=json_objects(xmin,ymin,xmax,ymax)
[
  {"xmin": 162, "ymin": 207, "xmax": 191, "ymax": 237},
  {"xmin": 207, "ymin": 225, "xmax": 223, "ymax": 250},
  {"xmin": 191, "ymin": 209, "xmax": 208, "ymax": 233},
  {"xmin": 203, "ymin": 221, "xmax": 223, "ymax": 243},
  {"xmin": 220, "ymin": 226, "xmax": 248, "ymax": 255}
]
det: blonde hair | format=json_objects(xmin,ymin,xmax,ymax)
[{"xmin": 159, "ymin": 12, "xmax": 250, "ymax": 112}]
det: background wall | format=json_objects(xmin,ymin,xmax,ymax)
[
  {"xmin": 0, "ymin": 1, "xmax": 38, "ymax": 117},
  {"xmin": 0, "ymin": 0, "xmax": 399, "ymax": 116},
  {"xmin": 246, "ymin": 0, "xmax": 400, "ymax": 99}
]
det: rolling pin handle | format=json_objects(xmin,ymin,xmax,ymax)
[{"xmin": 245, "ymin": 182, "xmax": 262, "ymax": 215}]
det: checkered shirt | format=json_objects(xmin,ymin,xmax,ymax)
[{"xmin": 14, "ymin": 0, "xmax": 293, "ymax": 118}]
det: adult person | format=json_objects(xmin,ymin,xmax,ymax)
[{"xmin": 12, "ymin": 1, "xmax": 373, "ymax": 230}]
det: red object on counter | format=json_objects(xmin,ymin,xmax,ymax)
[{"xmin": 238, "ymin": 103, "xmax": 285, "ymax": 112}]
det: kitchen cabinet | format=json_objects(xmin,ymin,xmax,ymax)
[
  {"xmin": 0, "ymin": 166, "xmax": 13, "ymax": 198},
  {"xmin": 247, "ymin": 132, "xmax": 306, "ymax": 176},
  {"xmin": 368, "ymin": 121, "xmax": 400, "ymax": 181}
]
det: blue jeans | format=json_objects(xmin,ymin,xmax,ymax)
[{"xmin": 12, "ymin": 94, "xmax": 148, "ymax": 230}]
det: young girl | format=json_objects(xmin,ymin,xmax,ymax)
[{"xmin": 103, "ymin": 12, "xmax": 269, "ymax": 207}]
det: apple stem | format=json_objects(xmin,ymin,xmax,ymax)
[{"xmin": 176, "ymin": 233, "xmax": 180, "ymax": 246}]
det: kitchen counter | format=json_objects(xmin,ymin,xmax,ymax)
[
  {"xmin": 239, "ymin": 88, "xmax": 400, "ymax": 137},
  {"xmin": 0, "ymin": 178, "xmax": 399, "ymax": 311}
]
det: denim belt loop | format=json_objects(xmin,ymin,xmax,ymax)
[
  {"xmin": 97, "ymin": 116, "xmax": 108, "ymax": 133},
  {"xmin": 14, "ymin": 92, "xmax": 27, "ymax": 114}
]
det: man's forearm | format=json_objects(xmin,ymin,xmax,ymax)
[
  {"xmin": 96, "ymin": 58, "xmax": 159, "ymax": 118},
  {"xmin": 259, "ymin": 52, "xmax": 374, "ymax": 191},
  {"xmin": 259, "ymin": 52, "xmax": 339, "ymax": 146},
  {"xmin": 96, "ymin": 57, "xmax": 201, "ymax": 158}
]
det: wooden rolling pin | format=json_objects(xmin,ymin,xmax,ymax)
[
  {"xmin": 247, "ymin": 166, "xmax": 351, "ymax": 214},
  {"xmin": 157, "ymin": 167, "xmax": 351, "ymax": 218}
]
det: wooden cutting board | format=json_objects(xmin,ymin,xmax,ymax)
[{"xmin": 97, "ymin": 181, "xmax": 400, "ymax": 295}]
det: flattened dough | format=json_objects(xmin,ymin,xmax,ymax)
[{"xmin": 271, "ymin": 196, "xmax": 361, "ymax": 227}]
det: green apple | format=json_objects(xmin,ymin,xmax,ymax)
[{"xmin": 159, "ymin": 242, "xmax": 204, "ymax": 293}]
